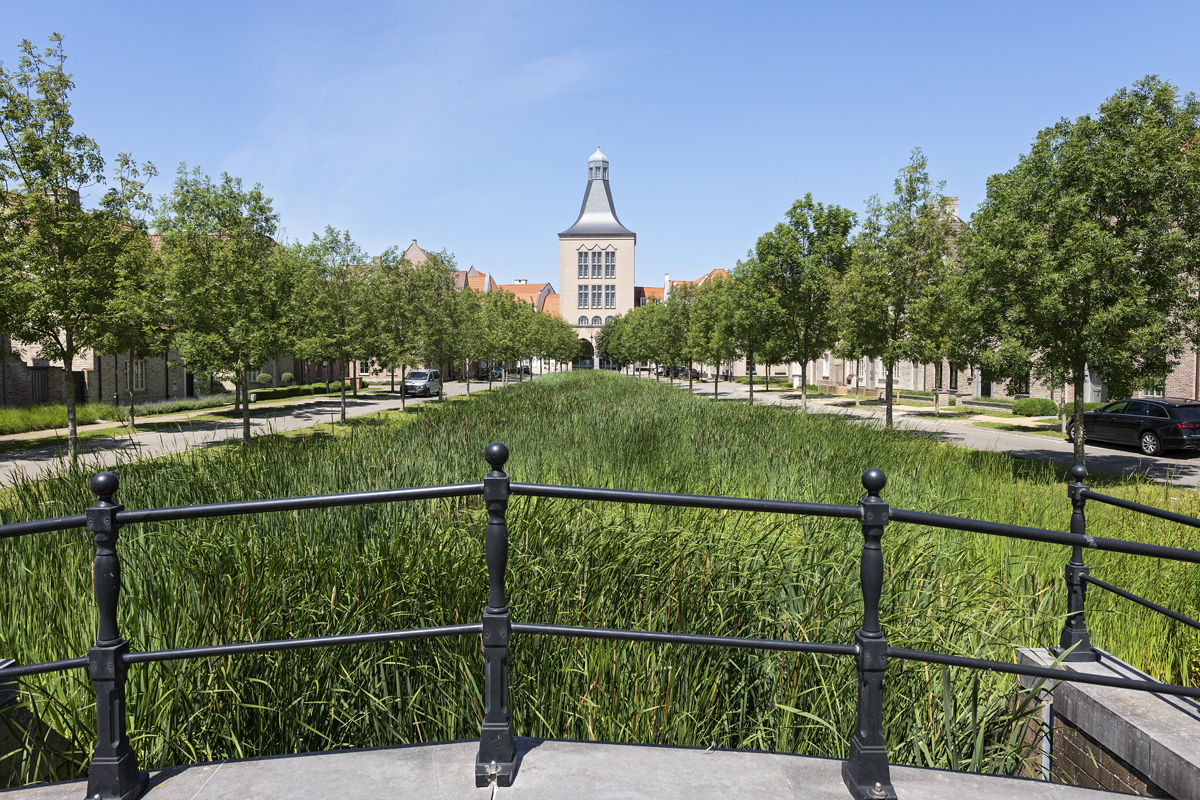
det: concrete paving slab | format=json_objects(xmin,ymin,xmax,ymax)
[{"xmin": 0, "ymin": 738, "xmax": 1135, "ymax": 799}]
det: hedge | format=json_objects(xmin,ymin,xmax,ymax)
[
  {"xmin": 1012, "ymin": 398, "xmax": 1112, "ymax": 416},
  {"xmin": 251, "ymin": 382, "xmax": 339, "ymax": 402}
]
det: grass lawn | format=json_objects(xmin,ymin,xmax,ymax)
[
  {"xmin": 972, "ymin": 421, "xmax": 1068, "ymax": 438},
  {"xmin": 1, "ymin": 371, "xmax": 1196, "ymax": 785}
]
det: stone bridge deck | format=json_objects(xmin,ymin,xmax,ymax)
[{"xmin": 2, "ymin": 739, "xmax": 1131, "ymax": 799}]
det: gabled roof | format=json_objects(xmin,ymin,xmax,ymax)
[
  {"xmin": 499, "ymin": 282, "xmax": 555, "ymax": 310},
  {"xmin": 542, "ymin": 293, "xmax": 560, "ymax": 318}
]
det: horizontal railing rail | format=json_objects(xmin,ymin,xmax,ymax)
[
  {"xmin": 1, "ymin": 451, "xmax": 1198, "ymax": 800},
  {"xmin": 1080, "ymin": 487, "xmax": 1200, "ymax": 529},
  {"xmin": 1083, "ymin": 575, "xmax": 1200, "ymax": 632}
]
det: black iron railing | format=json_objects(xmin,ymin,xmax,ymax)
[{"xmin": 1, "ymin": 448, "xmax": 1199, "ymax": 800}]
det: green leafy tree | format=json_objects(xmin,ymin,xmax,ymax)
[
  {"xmin": 156, "ymin": 166, "xmax": 291, "ymax": 441},
  {"xmin": 411, "ymin": 251, "xmax": 461, "ymax": 397},
  {"xmin": 664, "ymin": 284, "xmax": 697, "ymax": 389},
  {"xmin": 837, "ymin": 149, "xmax": 957, "ymax": 428},
  {"xmin": 726, "ymin": 253, "xmax": 785, "ymax": 405},
  {"xmin": 292, "ymin": 227, "xmax": 370, "ymax": 422},
  {"xmin": 961, "ymin": 76, "xmax": 1200, "ymax": 464},
  {"xmin": 755, "ymin": 194, "xmax": 856, "ymax": 411},
  {"xmin": 688, "ymin": 275, "xmax": 738, "ymax": 399},
  {"xmin": 0, "ymin": 34, "xmax": 157, "ymax": 462}
]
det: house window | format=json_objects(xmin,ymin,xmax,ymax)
[
  {"xmin": 132, "ymin": 359, "xmax": 146, "ymax": 392},
  {"xmin": 605, "ymin": 251, "xmax": 616, "ymax": 278},
  {"xmin": 577, "ymin": 252, "xmax": 588, "ymax": 279},
  {"xmin": 640, "ymin": 298, "xmax": 647, "ymax": 306},
  {"xmin": 1145, "ymin": 386, "xmax": 1165, "ymax": 398},
  {"xmin": 578, "ymin": 285, "xmax": 589, "ymax": 308},
  {"xmin": 591, "ymin": 316, "xmax": 602, "ymax": 326},
  {"xmin": 591, "ymin": 251, "xmax": 602, "ymax": 278},
  {"xmin": 605, "ymin": 316, "xmax": 614, "ymax": 324},
  {"xmin": 592, "ymin": 284, "xmax": 602, "ymax": 308},
  {"xmin": 604, "ymin": 285, "xmax": 616, "ymax": 308},
  {"xmin": 578, "ymin": 315, "xmax": 589, "ymax": 326},
  {"xmin": 949, "ymin": 365, "xmax": 958, "ymax": 391}
]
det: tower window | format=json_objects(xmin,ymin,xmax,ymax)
[
  {"xmin": 603, "ymin": 167, "xmax": 608, "ymax": 179},
  {"xmin": 592, "ymin": 316, "xmax": 602, "ymax": 326},
  {"xmin": 592, "ymin": 284, "xmax": 602, "ymax": 308},
  {"xmin": 578, "ymin": 316, "xmax": 588, "ymax": 326},
  {"xmin": 577, "ymin": 252, "xmax": 588, "ymax": 279},
  {"xmin": 591, "ymin": 251, "xmax": 602, "ymax": 278},
  {"xmin": 604, "ymin": 285, "xmax": 615, "ymax": 308},
  {"xmin": 578, "ymin": 285, "xmax": 588, "ymax": 308},
  {"xmin": 604, "ymin": 251, "xmax": 615, "ymax": 278}
]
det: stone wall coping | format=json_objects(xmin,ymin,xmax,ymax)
[
  {"xmin": 1017, "ymin": 647, "xmax": 1200, "ymax": 799},
  {"xmin": 0, "ymin": 738, "xmax": 1136, "ymax": 799}
]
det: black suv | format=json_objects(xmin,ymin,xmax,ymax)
[{"xmin": 1067, "ymin": 397, "xmax": 1200, "ymax": 456}]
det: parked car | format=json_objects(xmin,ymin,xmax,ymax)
[
  {"xmin": 1067, "ymin": 397, "xmax": 1200, "ymax": 456},
  {"xmin": 674, "ymin": 367, "xmax": 699, "ymax": 379},
  {"xmin": 519, "ymin": 365, "xmax": 531, "ymax": 375},
  {"xmin": 403, "ymin": 370, "xmax": 442, "ymax": 397}
]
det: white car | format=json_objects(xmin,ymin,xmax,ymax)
[{"xmin": 403, "ymin": 370, "xmax": 442, "ymax": 397}]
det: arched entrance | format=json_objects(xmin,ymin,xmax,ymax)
[{"xmin": 575, "ymin": 338, "xmax": 594, "ymax": 369}]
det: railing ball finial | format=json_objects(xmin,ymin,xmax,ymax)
[
  {"xmin": 1070, "ymin": 465, "xmax": 1088, "ymax": 483},
  {"xmin": 485, "ymin": 442, "xmax": 509, "ymax": 472},
  {"xmin": 91, "ymin": 471, "xmax": 119, "ymax": 503},
  {"xmin": 861, "ymin": 468, "xmax": 886, "ymax": 496}
]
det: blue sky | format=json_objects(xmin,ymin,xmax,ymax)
[{"xmin": 6, "ymin": 1, "xmax": 1200, "ymax": 288}]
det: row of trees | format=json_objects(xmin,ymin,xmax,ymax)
[
  {"xmin": 600, "ymin": 76, "xmax": 1200, "ymax": 465},
  {"xmin": 0, "ymin": 36, "xmax": 579, "ymax": 462}
]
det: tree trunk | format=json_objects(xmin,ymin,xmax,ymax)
[
  {"xmin": 63, "ymin": 337, "xmax": 78, "ymax": 467},
  {"xmin": 801, "ymin": 361, "xmax": 808, "ymax": 412},
  {"xmin": 242, "ymin": 369, "xmax": 252, "ymax": 441},
  {"xmin": 885, "ymin": 363, "xmax": 894, "ymax": 429},
  {"xmin": 748, "ymin": 347, "xmax": 754, "ymax": 406},
  {"xmin": 127, "ymin": 350, "xmax": 136, "ymax": 428},
  {"xmin": 340, "ymin": 357, "xmax": 347, "ymax": 423},
  {"xmin": 714, "ymin": 363, "xmax": 719, "ymax": 399},
  {"xmin": 688, "ymin": 362, "xmax": 694, "ymax": 392},
  {"xmin": 1072, "ymin": 366, "xmax": 1087, "ymax": 466},
  {"xmin": 390, "ymin": 367, "xmax": 395, "ymax": 393},
  {"xmin": 465, "ymin": 360, "xmax": 471, "ymax": 395},
  {"xmin": 401, "ymin": 366, "xmax": 407, "ymax": 410}
]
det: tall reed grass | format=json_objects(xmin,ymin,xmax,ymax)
[{"xmin": 1, "ymin": 370, "xmax": 1196, "ymax": 785}]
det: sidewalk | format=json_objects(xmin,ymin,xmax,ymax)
[
  {"xmin": 635, "ymin": 373, "xmax": 1200, "ymax": 488},
  {"xmin": 0, "ymin": 378, "xmax": 527, "ymax": 486}
]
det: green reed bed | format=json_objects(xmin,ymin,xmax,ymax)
[{"xmin": 1, "ymin": 370, "xmax": 1197, "ymax": 785}]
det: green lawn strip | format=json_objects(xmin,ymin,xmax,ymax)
[
  {"xmin": 0, "ymin": 419, "xmax": 209, "ymax": 456},
  {"xmin": 972, "ymin": 421, "xmax": 1069, "ymax": 438},
  {"xmin": 0, "ymin": 371, "xmax": 1194, "ymax": 784}
]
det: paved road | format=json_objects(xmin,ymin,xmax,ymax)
[
  {"xmin": 636, "ymin": 373, "xmax": 1200, "ymax": 488},
  {"xmin": 0, "ymin": 379, "xmax": 517, "ymax": 486}
]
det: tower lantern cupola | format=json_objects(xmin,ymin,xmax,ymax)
[{"xmin": 588, "ymin": 147, "xmax": 609, "ymax": 181}]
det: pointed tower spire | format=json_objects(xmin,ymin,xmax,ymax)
[{"xmin": 560, "ymin": 147, "xmax": 635, "ymax": 240}]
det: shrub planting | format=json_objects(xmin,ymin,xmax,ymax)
[
  {"xmin": 0, "ymin": 371, "xmax": 1195, "ymax": 784},
  {"xmin": 1011, "ymin": 398, "xmax": 1058, "ymax": 416},
  {"xmin": 256, "ymin": 373, "xmax": 274, "ymax": 386},
  {"xmin": 280, "ymin": 372, "xmax": 294, "ymax": 386}
]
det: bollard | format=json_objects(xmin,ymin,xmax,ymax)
[
  {"xmin": 842, "ymin": 468, "xmax": 896, "ymax": 800},
  {"xmin": 476, "ymin": 443, "xmax": 516, "ymax": 787},
  {"xmin": 1054, "ymin": 465, "xmax": 1099, "ymax": 662},
  {"xmin": 85, "ymin": 472, "xmax": 148, "ymax": 800}
]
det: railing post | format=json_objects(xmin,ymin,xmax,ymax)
[
  {"xmin": 85, "ymin": 472, "xmax": 148, "ymax": 800},
  {"xmin": 476, "ymin": 443, "xmax": 516, "ymax": 787},
  {"xmin": 843, "ymin": 468, "xmax": 896, "ymax": 800},
  {"xmin": 1054, "ymin": 465, "xmax": 1099, "ymax": 662}
]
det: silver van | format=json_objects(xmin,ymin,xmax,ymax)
[{"xmin": 403, "ymin": 370, "xmax": 442, "ymax": 397}]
